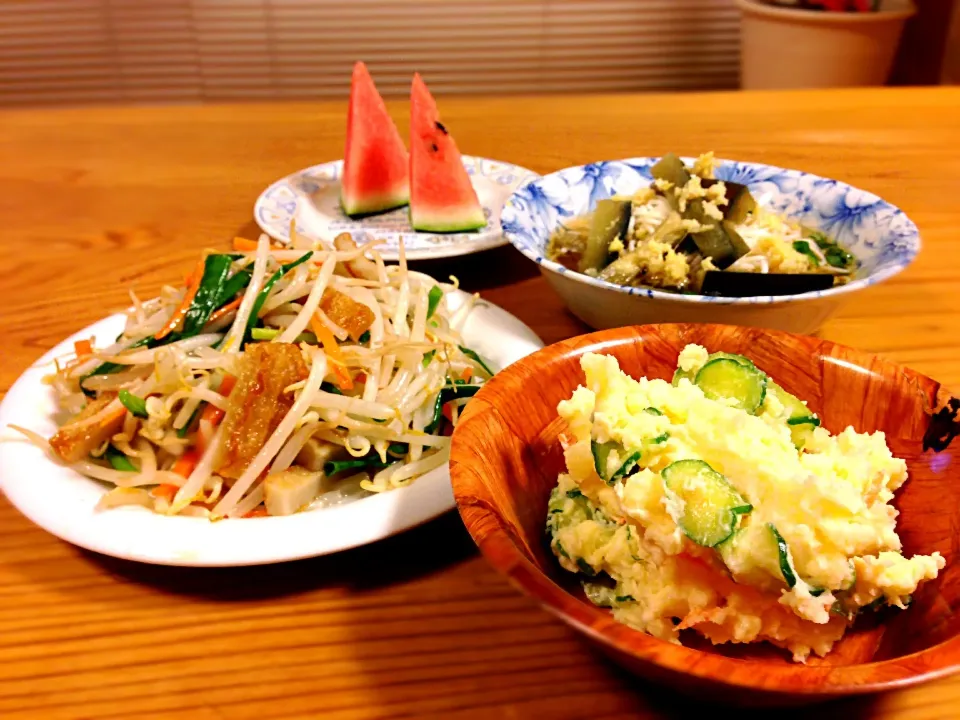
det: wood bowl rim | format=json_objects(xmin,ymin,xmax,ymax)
[{"xmin": 449, "ymin": 323, "xmax": 960, "ymax": 697}]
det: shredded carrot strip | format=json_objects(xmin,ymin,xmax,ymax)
[
  {"xmin": 460, "ymin": 366, "xmax": 473, "ymax": 383},
  {"xmin": 155, "ymin": 258, "xmax": 204, "ymax": 341},
  {"xmin": 200, "ymin": 374, "xmax": 237, "ymax": 427},
  {"xmin": 244, "ymin": 507, "xmax": 269, "ymax": 518},
  {"xmin": 150, "ymin": 484, "xmax": 179, "ymax": 501},
  {"xmin": 442, "ymin": 402, "xmax": 454, "ymax": 423},
  {"xmin": 353, "ymin": 372, "xmax": 366, "ymax": 385},
  {"xmin": 232, "ymin": 236, "xmax": 259, "ymax": 251},
  {"xmin": 74, "ymin": 339, "xmax": 93, "ymax": 357},
  {"xmin": 310, "ymin": 315, "xmax": 354, "ymax": 390},
  {"xmin": 233, "ymin": 236, "xmax": 282, "ymax": 252},
  {"xmin": 206, "ymin": 296, "xmax": 243, "ymax": 326},
  {"xmin": 172, "ymin": 448, "xmax": 201, "ymax": 478}
]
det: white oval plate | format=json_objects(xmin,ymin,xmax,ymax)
[
  {"xmin": 0, "ymin": 291, "xmax": 543, "ymax": 567},
  {"xmin": 254, "ymin": 155, "xmax": 540, "ymax": 261}
]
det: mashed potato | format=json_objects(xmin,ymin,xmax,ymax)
[{"xmin": 546, "ymin": 346, "xmax": 944, "ymax": 661}]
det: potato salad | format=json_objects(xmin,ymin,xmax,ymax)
[{"xmin": 547, "ymin": 345, "xmax": 944, "ymax": 661}]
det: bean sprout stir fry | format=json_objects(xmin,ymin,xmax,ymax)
[{"xmin": 17, "ymin": 233, "xmax": 492, "ymax": 519}]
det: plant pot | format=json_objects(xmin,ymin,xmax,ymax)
[{"xmin": 738, "ymin": 0, "xmax": 916, "ymax": 89}]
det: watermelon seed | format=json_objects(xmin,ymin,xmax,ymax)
[
  {"xmin": 430, "ymin": 143, "xmax": 439, "ymax": 152},
  {"xmin": 435, "ymin": 121, "xmax": 449, "ymax": 135}
]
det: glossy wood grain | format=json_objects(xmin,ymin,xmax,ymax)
[
  {"xmin": 3, "ymin": 87, "xmax": 960, "ymax": 718},
  {"xmin": 450, "ymin": 324, "xmax": 960, "ymax": 704}
]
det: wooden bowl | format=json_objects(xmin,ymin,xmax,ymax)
[{"xmin": 449, "ymin": 324, "xmax": 960, "ymax": 705}]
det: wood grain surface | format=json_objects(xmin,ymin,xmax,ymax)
[
  {"xmin": 1, "ymin": 86, "xmax": 960, "ymax": 719},
  {"xmin": 449, "ymin": 324, "xmax": 960, "ymax": 704}
]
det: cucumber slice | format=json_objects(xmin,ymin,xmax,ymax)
[
  {"xmin": 642, "ymin": 407, "xmax": 669, "ymax": 444},
  {"xmin": 787, "ymin": 419, "xmax": 819, "ymax": 451},
  {"xmin": 582, "ymin": 580, "xmax": 616, "ymax": 607},
  {"xmin": 707, "ymin": 351, "xmax": 756, "ymax": 368},
  {"xmin": 672, "ymin": 368, "xmax": 693, "ymax": 386},
  {"xmin": 662, "ymin": 459, "xmax": 752, "ymax": 547},
  {"xmin": 717, "ymin": 522, "xmax": 783, "ymax": 590},
  {"xmin": 611, "ymin": 451, "xmax": 642, "ymax": 483},
  {"xmin": 694, "ymin": 358, "xmax": 767, "ymax": 414},
  {"xmin": 592, "ymin": 440, "xmax": 640, "ymax": 485},
  {"xmin": 672, "ymin": 353, "xmax": 753, "ymax": 386},
  {"xmin": 767, "ymin": 382, "xmax": 812, "ymax": 418},
  {"xmin": 766, "ymin": 382, "xmax": 820, "ymax": 449},
  {"xmin": 591, "ymin": 440, "xmax": 618, "ymax": 481},
  {"xmin": 769, "ymin": 524, "xmax": 798, "ymax": 589}
]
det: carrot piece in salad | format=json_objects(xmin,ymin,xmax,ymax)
[
  {"xmin": 155, "ymin": 258, "xmax": 204, "ymax": 341},
  {"xmin": 74, "ymin": 339, "xmax": 93, "ymax": 357},
  {"xmin": 310, "ymin": 314, "xmax": 354, "ymax": 391},
  {"xmin": 460, "ymin": 366, "xmax": 473, "ymax": 383},
  {"xmin": 244, "ymin": 507, "xmax": 269, "ymax": 518},
  {"xmin": 150, "ymin": 484, "xmax": 180, "ymax": 502},
  {"xmin": 200, "ymin": 373, "xmax": 237, "ymax": 427},
  {"xmin": 442, "ymin": 402, "xmax": 455, "ymax": 423},
  {"xmin": 172, "ymin": 448, "xmax": 201, "ymax": 478},
  {"xmin": 206, "ymin": 296, "xmax": 243, "ymax": 326}
]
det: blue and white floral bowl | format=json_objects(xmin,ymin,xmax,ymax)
[{"xmin": 501, "ymin": 158, "xmax": 920, "ymax": 334}]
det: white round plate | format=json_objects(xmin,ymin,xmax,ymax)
[
  {"xmin": 0, "ymin": 291, "xmax": 543, "ymax": 567},
  {"xmin": 254, "ymin": 155, "xmax": 540, "ymax": 261}
]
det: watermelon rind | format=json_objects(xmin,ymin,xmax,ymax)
[
  {"xmin": 342, "ymin": 188, "xmax": 409, "ymax": 219},
  {"xmin": 411, "ymin": 207, "xmax": 487, "ymax": 233}
]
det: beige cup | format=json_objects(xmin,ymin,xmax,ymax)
[{"xmin": 738, "ymin": 0, "xmax": 916, "ymax": 89}]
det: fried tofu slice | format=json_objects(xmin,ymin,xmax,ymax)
[
  {"xmin": 216, "ymin": 343, "xmax": 308, "ymax": 479},
  {"xmin": 49, "ymin": 394, "xmax": 125, "ymax": 463},
  {"xmin": 320, "ymin": 287, "xmax": 374, "ymax": 341}
]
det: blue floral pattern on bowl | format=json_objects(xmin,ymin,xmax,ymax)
[{"xmin": 501, "ymin": 157, "xmax": 920, "ymax": 306}]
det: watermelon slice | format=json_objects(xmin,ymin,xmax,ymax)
[
  {"xmin": 340, "ymin": 61, "xmax": 409, "ymax": 218},
  {"xmin": 409, "ymin": 73, "xmax": 486, "ymax": 233}
]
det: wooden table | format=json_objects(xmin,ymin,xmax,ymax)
[{"xmin": 1, "ymin": 87, "xmax": 959, "ymax": 719}]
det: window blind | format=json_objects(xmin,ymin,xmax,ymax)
[{"xmin": 0, "ymin": 0, "xmax": 740, "ymax": 107}]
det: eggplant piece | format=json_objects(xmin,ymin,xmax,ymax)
[
  {"xmin": 598, "ymin": 252, "xmax": 643, "ymax": 285},
  {"xmin": 701, "ymin": 271, "xmax": 834, "ymax": 297},
  {"xmin": 651, "ymin": 153, "xmax": 691, "ymax": 188},
  {"xmin": 725, "ymin": 185, "xmax": 757, "ymax": 224},
  {"xmin": 651, "ymin": 213, "xmax": 689, "ymax": 247},
  {"xmin": 578, "ymin": 199, "xmax": 631, "ymax": 273},
  {"xmin": 691, "ymin": 221, "xmax": 750, "ymax": 270},
  {"xmin": 699, "ymin": 178, "xmax": 757, "ymax": 224},
  {"xmin": 676, "ymin": 234, "xmax": 699, "ymax": 256},
  {"xmin": 547, "ymin": 228, "xmax": 586, "ymax": 271}
]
